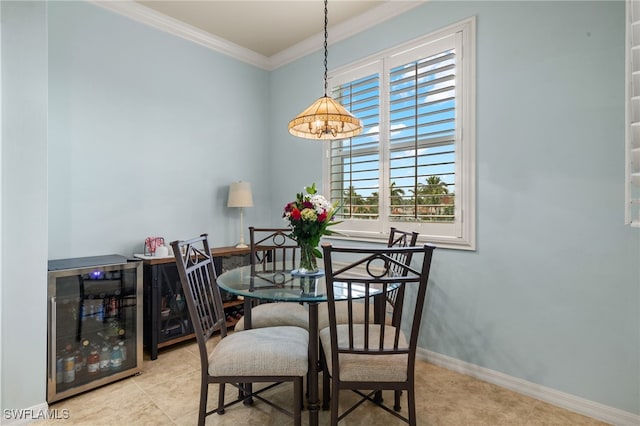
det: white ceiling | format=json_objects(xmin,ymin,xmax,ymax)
[
  {"xmin": 94, "ymin": 0, "xmax": 425, "ymax": 70},
  {"xmin": 137, "ymin": 0, "xmax": 384, "ymax": 57}
]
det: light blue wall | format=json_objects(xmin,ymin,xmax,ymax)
[
  {"xmin": 47, "ymin": 1, "xmax": 272, "ymax": 259},
  {"xmin": 1, "ymin": 0, "xmax": 48, "ymax": 414},
  {"xmin": 3, "ymin": 0, "xmax": 274, "ymax": 414},
  {"xmin": 1, "ymin": 0, "xmax": 637, "ymax": 419},
  {"xmin": 271, "ymin": 0, "xmax": 639, "ymax": 415}
]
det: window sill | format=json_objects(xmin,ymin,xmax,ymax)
[{"xmin": 325, "ymin": 232, "xmax": 475, "ymax": 251}]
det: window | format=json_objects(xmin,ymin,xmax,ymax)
[{"xmin": 323, "ymin": 17, "xmax": 476, "ymax": 249}]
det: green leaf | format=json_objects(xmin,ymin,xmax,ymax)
[{"xmin": 305, "ymin": 182, "xmax": 317, "ymax": 195}]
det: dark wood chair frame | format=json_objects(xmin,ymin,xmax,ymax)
[
  {"xmin": 322, "ymin": 227, "xmax": 420, "ymax": 411},
  {"xmin": 249, "ymin": 226, "xmax": 298, "ymax": 273},
  {"xmin": 247, "ymin": 226, "xmax": 310, "ymax": 402},
  {"xmin": 245, "ymin": 227, "xmax": 301, "ymax": 291},
  {"xmin": 385, "ymin": 227, "xmax": 420, "ymax": 328},
  {"xmin": 171, "ymin": 234, "xmax": 304, "ymax": 426},
  {"xmin": 320, "ymin": 242, "xmax": 435, "ymax": 426}
]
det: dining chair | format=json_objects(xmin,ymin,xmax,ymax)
[
  {"xmin": 318, "ymin": 227, "xmax": 419, "ymax": 331},
  {"xmin": 319, "ymin": 242, "xmax": 435, "ymax": 425},
  {"xmin": 233, "ymin": 227, "xmax": 309, "ymax": 332},
  {"xmin": 320, "ymin": 227, "xmax": 419, "ymax": 410},
  {"xmin": 170, "ymin": 234, "xmax": 309, "ymax": 426}
]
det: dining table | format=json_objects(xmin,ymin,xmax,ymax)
[{"xmin": 215, "ymin": 263, "xmax": 396, "ymax": 426}]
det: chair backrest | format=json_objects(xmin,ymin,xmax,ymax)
[
  {"xmin": 387, "ymin": 227, "xmax": 420, "ymax": 273},
  {"xmin": 249, "ymin": 227, "xmax": 299, "ymax": 272},
  {"xmin": 386, "ymin": 227, "xmax": 419, "ymax": 326},
  {"xmin": 321, "ymin": 243, "xmax": 435, "ymax": 375},
  {"xmin": 171, "ymin": 234, "xmax": 226, "ymax": 372}
]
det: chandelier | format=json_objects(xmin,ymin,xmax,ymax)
[{"xmin": 288, "ymin": 0, "xmax": 363, "ymax": 140}]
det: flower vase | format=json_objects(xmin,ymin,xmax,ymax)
[{"xmin": 298, "ymin": 242, "xmax": 319, "ymax": 275}]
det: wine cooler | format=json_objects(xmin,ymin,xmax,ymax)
[{"xmin": 47, "ymin": 255, "xmax": 143, "ymax": 403}]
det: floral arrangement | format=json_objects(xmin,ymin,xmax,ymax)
[{"xmin": 283, "ymin": 183, "xmax": 340, "ymax": 272}]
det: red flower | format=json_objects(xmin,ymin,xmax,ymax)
[
  {"xmin": 318, "ymin": 211, "xmax": 327, "ymax": 222},
  {"xmin": 291, "ymin": 208, "xmax": 302, "ymax": 220}
]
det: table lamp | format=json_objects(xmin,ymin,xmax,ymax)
[{"xmin": 227, "ymin": 181, "xmax": 253, "ymax": 248}]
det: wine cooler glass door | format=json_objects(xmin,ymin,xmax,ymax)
[{"xmin": 47, "ymin": 260, "xmax": 141, "ymax": 403}]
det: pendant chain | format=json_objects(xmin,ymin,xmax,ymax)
[{"xmin": 323, "ymin": 0, "xmax": 328, "ymax": 97}]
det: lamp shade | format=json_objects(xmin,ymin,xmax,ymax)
[
  {"xmin": 227, "ymin": 181, "xmax": 254, "ymax": 208},
  {"xmin": 288, "ymin": 96, "xmax": 362, "ymax": 140}
]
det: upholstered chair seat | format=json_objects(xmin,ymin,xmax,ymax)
[
  {"xmin": 320, "ymin": 324, "xmax": 408, "ymax": 382},
  {"xmin": 234, "ymin": 302, "xmax": 309, "ymax": 331},
  {"xmin": 209, "ymin": 325, "xmax": 308, "ymax": 377}
]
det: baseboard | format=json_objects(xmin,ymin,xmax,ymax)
[
  {"xmin": 1, "ymin": 402, "xmax": 62, "ymax": 425},
  {"xmin": 417, "ymin": 348, "xmax": 640, "ymax": 426}
]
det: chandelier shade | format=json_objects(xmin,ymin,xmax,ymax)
[
  {"xmin": 288, "ymin": 0, "xmax": 362, "ymax": 140},
  {"xmin": 288, "ymin": 96, "xmax": 362, "ymax": 139}
]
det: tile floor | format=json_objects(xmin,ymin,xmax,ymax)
[{"xmin": 41, "ymin": 338, "xmax": 607, "ymax": 425}]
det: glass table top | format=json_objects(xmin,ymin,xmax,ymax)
[{"xmin": 216, "ymin": 264, "xmax": 397, "ymax": 303}]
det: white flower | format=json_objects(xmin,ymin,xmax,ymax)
[{"xmin": 309, "ymin": 194, "xmax": 331, "ymax": 214}]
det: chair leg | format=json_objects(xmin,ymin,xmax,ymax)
[
  {"xmin": 294, "ymin": 377, "xmax": 303, "ymax": 426},
  {"xmin": 320, "ymin": 344, "xmax": 330, "ymax": 410},
  {"xmin": 300, "ymin": 375, "xmax": 304, "ymax": 412},
  {"xmin": 243, "ymin": 382, "xmax": 254, "ymax": 405},
  {"xmin": 394, "ymin": 390, "xmax": 402, "ymax": 411},
  {"xmin": 217, "ymin": 383, "xmax": 225, "ymax": 415},
  {"xmin": 330, "ymin": 380, "xmax": 340, "ymax": 426},
  {"xmin": 322, "ymin": 369, "xmax": 330, "ymax": 410},
  {"xmin": 407, "ymin": 385, "xmax": 416, "ymax": 426},
  {"xmin": 198, "ymin": 377, "xmax": 209, "ymax": 426}
]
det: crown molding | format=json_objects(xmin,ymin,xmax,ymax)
[
  {"xmin": 90, "ymin": 0, "xmax": 427, "ymax": 71},
  {"xmin": 90, "ymin": 0, "xmax": 271, "ymax": 69},
  {"xmin": 269, "ymin": 1, "xmax": 427, "ymax": 70}
]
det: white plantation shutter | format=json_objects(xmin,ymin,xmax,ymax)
[
  {"xmin": 330, "ymin": 73, "xmax": 381, "ymax": 221},
  {"xmin": 627, "ymin": 0, "xmax": 640, "ymax": 226},
  {"xmin": 323, "ymin": 18, "xmax": 476, "ymax": 249},
  {"xmin": 388, "ymin": 48, "xmax": 456, "ymax": 223}
]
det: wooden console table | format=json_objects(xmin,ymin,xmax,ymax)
[{"xmin": 140, "ymin": 246, "xmax": 250, "ymax": 360}]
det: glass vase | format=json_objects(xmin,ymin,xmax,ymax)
[{"xmin": 298, "ymin": 241, "xmax": 319, "ymax": 274}]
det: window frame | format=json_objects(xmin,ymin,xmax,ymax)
[{"xmin": 322, "ymin": 17, "xmax": 476, "ymax": 250}]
